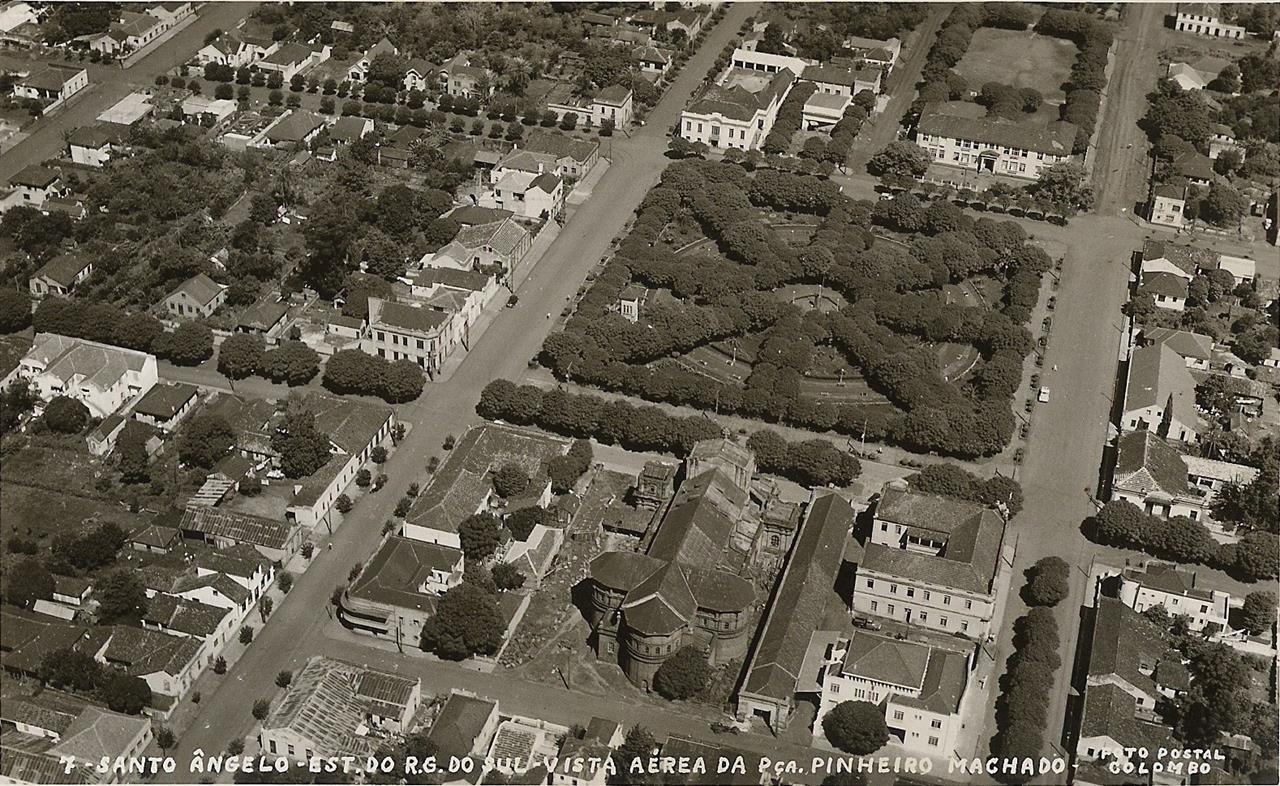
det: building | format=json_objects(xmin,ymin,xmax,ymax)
[
  {"xmin": 492, "ymin": 168, "xmax": 564, "ymax": 220},
  {"xmin": 326, "ymin": 115, "xmax": 373, "ymax": 145},
  {"xmin": 29, "ymin": 253, "xmax": 92, "ymax": 297},
  {"xmin": 1122, "ymin": 343, "xmax": 1199, "ymax": 443},
  {"xmin": 181, "ymin": 96, "xmax": 237, "ymax": 125},
  {"xmin": 259, "ymin": 656, "xmax": 422, "ymax": 761},
  {"xmin": 1171, "ymin": 149, "xmax": 1214, "ymax": 188},
  {"xmin": 916, "ymin": 108, "xmax": 1077, "ymax": 180},
  {"xmin": 402, "ymin": 57, "xmax": 437, "ymax": 92},
  {"xmin": 363, "ymin": 297, "xmax": 456, "ymax": 375},
  {"xmin": 1147, "ymin": 183, "xmax": 1189, "ymax": 227},
  {"xmin": 729, "ymin": 47, "xmax": 808, "ymax": 75},
  {"xmin": 196, "ymin": 32, "xmax": 254, "ymax": 68},
  {"xmin": 0, "ymin": 698, "xmax": 153, "ymax": 785},
  {"xmin": 347, "ymin": 37, "xmax": 397, "ymax": 82},
  {"xmin": 98, "ymin": 625, "xmax": 204, "ymax": 707},
  {"xmin": 1140, "ymin": 270, "xmax": 1188, "ymax": 311},
  {"xmin": 1137, "ymin": 240, "xmax": 1213, "ymax": 280},
  {"xmin": 131, "ymin": 382, "xmax": 198, "ymax": 432},
  {"xmin": 8, "ymin": 163, "xmax": 62, "ymax": 209},
  {"xmin": 736, "ymin": 492, "xmax": 858, "ymax": 732},
  {"xmin": 8, "ymin": 333, "xmax": 157, "ymax": 419},
  {"xmin": 260, "ymin": 109, "xmax": 326, "ymax": 149},
  {"xmin": 617, "ymin": 284, "xmax": 645, "ymax": 323},
  {"xmin": 12, "ymin": 64, "xmax": 88, "ymax": 106},
  {"xmin": 338, "ymin": 536, "xmax": 464, "ymax": 643},
  {"xmin": 802, "ymin": 91, "xmax": 852, "ymax": 131},
  {"xmin": 441, "ymin": 53, "xmax": 491, "ymax": 98},
  {"xmin": 843, "ymin": 34, "xmax": 901, "ymax": 72},
  {"xmin": 1117, "ymin": 562, "xmax": 1230, "ymax": 633},
  {"xmin": 522, "ymin": 131, "xmax": 601, "ymax": 178},
  {"xmin": 1140, "ymin": 328, "xmax": 1212, "ymax": 370},
  {"xmin": 234, "ymin": 299, "xmax": 291, "ymax": 342},
  {"xmin": 634, "ymin": 44, "xmax": 672, "ymax": 77},
  {"xmin": 178, "ymin": 506, "xmax": 304, "ymax": 563},
  {"xmin": 1201, "ymin": 253, "xmax": 1255, "ymax": 285},
  {"xmin": 97, "ymin": 91, "xmax": 155, "ymax": 126},
  {"xmin": 853, "ymin": 483, "xmax": 1008, "ymax": 640},
  {"xmin": 404, "ymin": 423, "xmax": 570, "ymax": 550},
  {"xmin": 1075, "ymin": 598, "xmax": 1184, "ymax": 786},
  {"xmin": 427, "ymin": 219, "xmax": 532, "ymax": 280},
  {"xmin": 139, "ymin": 593, "xmax": 236, "ymax": 670},
  {"xmin": 130, "ymin": 523, "xmax": 180, "ymax": 554},
  {"xmin": 814, "ymin": 634, "xmax": 971, "ymax": 756},
  {"xmin": 164, "ymin": 273, "xmax": 227, "ymax": 319},
  {"xmin": 591, "ymin": 84, "xmax": 634, "ymax": 128},
  {"xmin": 550, "ymin": 719, "xmax": 625, "ymax": 786},
  {"xmin": 255, "ymin": 42, "xmax": 328, "ymax": 81},
  {"xmin": 1174, "ymin": 3, "xmax": 1245, "ymax": 38},
  {"xmin": 802, "ymin": 63, "xmax": 881, "ymax": 97},
  {"xmin": 426, "ymin": 691, "xmax": 499, "ymax": 762},
  {"xmin": 680, "ymin": 67, "xmax": 796, "ymax": 151},
  {"xmin": 67, "ymin": 123, "xmax": 130, "ymax": 168}
]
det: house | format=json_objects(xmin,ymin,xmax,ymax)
[
  {"xmin": 1208, "ymin": 123, "xmax": 1241, "ymax": 159},
  {"xmin": 260, "ymin": 110, "xmax": 326, "ymax": 149},
  {"xmin": 8, "ymin": 333, "xmax": 157, "ymax": 419},
  {"xmin": 814, "ymin": 634, "xmax": 971, "ymax": 756},
  {"xmin": 140, "ymin": 593, "xmax": 236, "ymax": 669},
  {"xmin": 88, "ymin": 11, "xmax": 166, "ymax": 55},
  {"xmin": 196, "ymin": 32, "xmax": 254, "ymax": 68},
  {"xmin": 1122, "ymin": 344, "xmax": 1199, "ymax": 443},
  {"xmin": 681, "ymin": 67, "xmax": 796, "ymax": 151},
  {"xmin": 164, "ymin": 273, "xmax": 227, "ymax": 319},
  {"xmin": 402, "ymin": 57, "xmax": 437, "ymax": 93},
  {"xmin": 618, "ymin": 284, "xmax": 645, "ymax": 323},
  {"xmin": 1174, "ymin": 3, "xmax": 1245, "ymax": 38},
  {"xmin": 843, "ymin": 34, "xmax": 901, "ymax": 72},
  {"xmin": 1141, "ymin": 327, "xmax": 1213, "ymax": 370},
  {"xmin": 551, "ymin": 720, "xmax": 625, "ymax": 786},
  {"xmin": 87, "ymin": 414, "xmax": 128, "ymax": 457},
  {"xmin": 129, "ymin": 523, "xmax": 181, "ymax": 553},
  {"xmin": 12, "ymin": 64, "xmax": 88, "ymax": 105},
  {"xmin": 98, "ymin": 625, "xmax": 204, "ymax": 707},
  {"xmin": 1166, "ymin": 61, "xmax": 1211, "ymax": 92},
  {"xmin": 736, "ymin": 492, "xmax": 858, "ymax": 732},
  {"xmin": 1075, "ymin": 598, "xmax": 1184, "ymax": 786},
  {"xmin": 634, "ymin": 44, "xmax": 672, "ymax": 77},
  {"xmin": 363, "ymin": 297, "xmax": 457, "ymax": 375},
  {"xmin": 591, "ymin": 85, "xmax": 634, "ymax": 128},
  {"xmin": 493, "ymin": 169, "xmax": 564, "ymax": 220},
  {"xmin": 1117, "ymin": 562, "xmax": 1231, "ymax": 633},
  {"xmin": 255, "ymin": 42, "xmax": 328, "ymax": 81},
  {"xmin": 522, "ymin": 131, "xmax": 601, "ymax": 178},
  {"xmin": 178, "ymin": 507, "xmax": 302, "ymax": 563},
  {"xmin": 1171, "ymin": 149, "xmax": 1214, "ymax": 188},
  {"xmin": 235, "ymin": 299, "xmax": 291, "ymax": 341},
  {"xmin": 1147, "ymin": 182, "xmax": 1189, "ymax": 227},
  {"xmin": 347, "ymin": 37, "xmax": 397, "ymax": 82},
  {"xmin": 1109, "ymin": 430, "xmax": 1213, "ymax": 523},
  {"xmin": 131, "ymin": 382, "xmax": 198, "ymax": 432},
  {"xmin": 441, "ymin": 53, "xmax": 491, "ymax": 98},
  {"xmin": 427, "ymin": 691, "xmax": 500, "ymax": 763},
  {"xmin": 802, "ymin": 91, "xmax": 852, "ymax": 131},
  {"xmin": 259, "ymin": 656, "xmax": 422, "ymax": 761},
  {"xmin": 1140, "ymin": 270, "xmax": 1188, "ymax": 311},
  {"xmin": 1200, "ymin": 253, "xmax": 1255, "ymax": 285},
  {"xmin": 326, "ymin": 115, "xmax": 373, "ymax": 145},
  {"xmin": 0, "ymin": 698, "xmax": 153, "ymax": 785},
  {"xmin": 67, "ymin": 123, "xmax": 130, "ymax": 168},
  {"xmin": 916, "ymin": 107, "xmax": 1078, "ymax": 181},
  {"xmin": 1137, "ymin": 239, "xmax": 1214, "ymax": 280},
  {"xmin": 802, "ymin": 63, "xmax": 881, "ymax": 97},
  {"xmin": 97, "ymin": 91, "xmax": 155, "ymax": 126},
  {"xmin": 404, "ymin": 423, "xmax": 570, "ymax": 548},
  {"xmin": 406, "ymin": 267, "xmax": 492, "ymax": 339},
  {"xmin": 28, "ymin": 253, "xmax": 91, "ymax": 297},
  {"xmin": 338, "ymin": 536, "xmax": 464, "ymax": 642},
  {"xmin": 729, "ymin": 47, "xmax": 809, "ymax": 75},
  {"xmin": 853, "ymin": 483, "xmax": 1008, "ymax": 640},
  {"xmin": 181, "ymin": 96, "xmax": 237, "ymax": 125},
  {"xmin": 9, "ymin": 164, "xmax": 62, "ymax": 209}
]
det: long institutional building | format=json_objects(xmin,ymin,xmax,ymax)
[{"xmin": 915, "ymin": 107, "xmax": 1077, "ymax": 181}]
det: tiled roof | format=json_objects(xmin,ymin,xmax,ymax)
[
  {"xmin": 862, "ymin": 490, "xmax": 1005, "ymax": 595},
  {"xmin": 25, "ymin": 333, "xmax": 150, "ymax": 395},
  {"xmin": 129, "ymin": 523, "xmax": 181, "ymax": 550},
  {"xmin": 180, "ymin": 507, "xmax": 295, "ymax": 551},
  {"xmin": 262, "ymin": 42, "xmax": 312, "ymax": 67},
  {"xmin": 741, "ymin": 492, "xmax": 854, "ymax": 702},
  {"xmin": 1172, "ymin": 149, "xmax": 1214, "ymax": 182},
  {"xmin": 919, "ymin": 107, "xmax": 1077, "ymax": 155},
  {"xmin": 522, "ymin": 131, "xmax": 599, "ymax": 164},
  {"xmin": 10, "ymin": 164, "xmax": 59, "ymax": 189},
  {"xmin": 887, "ymin": 644, "xmax": 967, "ymax": 716},
  {"xmin": 688, "ymin": 69, "xmax": 795, "ymax": 121},
  {"xmin": 412, "ymin": 266, "xmax": 491, "ymax": 293},
  {"xmin": 328, "ymin": 116, "xmax": 369, "ymax": 142},
  {"xmin": 595, "ymin": 85, "xmax": 632, "ymax": 105},
  {"xmin": 647, "ymin": 468, "xmax": 748, "ymax": 569},
  {"xmin": 1141, "ymin": 271, "xmax": 1189, "ymax": 299},
  {"xmin": 1125, "ymin": 344, "xmax": 1198, "ymax": 431},
  {"xmin": 0, "ymin": 745, "xmax": 93, "ymax": 784},
  {"xmin": 347, "ymin": 536, "xmax": 462, "ymax": 613},
  {"xmin": 407, "ymin": 423, "xmax": 569, "ymax": 535},
  {"xmin": 371, "ymin": 299, "xmax": 449, "ymax": 334},
  {"xmin": 528, "ymin": 172, "xmax": 561, "ymax": 193},
  {"xmin": 1143, "ymin": 328, "xmax": 1212, "ymax": 361},
  {"xmin": 174, "ymin": 571, "xmax": 250, "ymax": 604},
  {"xmin": 34, "ymin": 254, "xmax": 90, "ymax": 287},
  {"xmin": 140, "ymin": 593, "xmax": 229, "ymax": 638},
  {"xmin": 236, "ymin": 300, "xmax": 289, "ymax": 330},
  {"xmin": 428, "ymin": 692, "xmax": 496, "ymax": 761},
  {"xmin": 16, "ymin": 65, "xmax": 83, "ymax": 93},
  {"xmin": 67, "ymin": 122, "xmax": 129, "ymax": 149},
  {"xmin": 454, "ymin": 218, "xmax": 531, "ymax": 259},
  {"xmin": 101, "ymin": 625, "xmax": 201, "ymax": 679},
  {"xmin": 132, "ymin": 382, "xmax": 197, "ymax": 420},
  {"xmin": 169, "ymin": 273, "xmax": 225, "ymax": 307},
  {"xmin": 1079, "ymin": 682, "xmax": 1174, "ymax": 751},
  {"xmin": 1088, "ymin": 597, "xmax": 1170, "ymax": 697},
  {"xmin": 1141, "ymin": 240, "xmax": 1217, "ymax": 275},
  {"xmin": 1122, "ymin": 562, "xmax": 1216, "ymax": 602},
  {"xmin": 0, "ymin": 692, "xmax": 89, "ymax": 736},
  {"xmin": 1112, "ymin": 431, "xmax": 1188, "ymax": 497},
  {"xmin": 841, "ymin": 633, "xmax": 928, "ymax": 688},
  {"xmin": 1182, "ymin": 455, "xmax": 1258, "ymax": 485},
  {"xmin": 266, "ymin": 110, "xmax": 324, "ymax": 143},
  {"xmin": 801, "ymin": 63, "xmax": 878, "ymax": 87},
  {"xmin": 447, "ymin": 205, "xmax": 514, "ymax": 226},
  {"xmin": 266, "ymin": 657, "xmax": 415, "ymax": 758}
]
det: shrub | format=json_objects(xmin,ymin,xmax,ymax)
[
  {"xmin": 822, "ymin": 701, "xmax": 889, "ymax": 754},
  {"xmin": 43, "ymin": 396, "xmax": 89, "ymax": 433},
  {"xmin": 1024, "ymin": 556, "xmax": 1070, "ymax": 606},
  {"xmin": 653, "ymin": 645, "xmax": 713, "ymax": 700}
]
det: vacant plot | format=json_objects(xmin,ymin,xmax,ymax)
[
  {"xmin": 0, "ymin": 484, "xmax": 147, "ymax": 544},
  {"xmin": 956, "ymin": 28, "xmax": 1077, "ymax": 101}
]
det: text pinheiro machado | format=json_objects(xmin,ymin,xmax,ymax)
[{"xmin": 67, "ymin": 747, "xmax": 1227, "ymax": 779}]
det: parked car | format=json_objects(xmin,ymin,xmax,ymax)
[
  {"xmin": 1038, "ymin": 387, "xmax": 1051, "ymax": 403},
  {"xmin": 852, "ymin": 615, "xmax": 882, "ymax": 631},
  {"xmin": 506, "ymin": 295, "xmax": 519, "ymax": 308}
]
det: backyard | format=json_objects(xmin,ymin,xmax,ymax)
[{"xmin": 955, "ymin": 27, "xmax": 1077, "ymax": 104}]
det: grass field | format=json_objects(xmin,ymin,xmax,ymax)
[
  {"xmin": 0, "ymin": 483, "xmax": 147, "ymax": 543},
  {"xmin": 955, "ymin": 27, "xmax": 1077, "ymax": 102}
]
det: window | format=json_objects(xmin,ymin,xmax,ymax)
[
  {"xmin": 919, "ymin": 612, "xmax": 927, "ymax": 622},
  {"xmin": 889, "ymin": 584, "xmax": 898, "ymax": 595},
  {"xmin": 870, "ymin": 600, "xmax": 878, "ymax": 612},
  {"xmin": 417, "ymin": 339, "xmax": 424, "ymax": 349},
  {"xmin": 269, "ymin": 740, "xmax": 278, "ymax": 754},
  {"xmin": 377, "ymin": 331, "xmax": 385, "ymax": 341},
  {"xmin": 892, "ymin": 710, "xmax": 904, "ymax": 721},
  {"xmin": 831, "ymin": 684, "xmax": 840, "ymax": 694},
  {"xmin": 928, "ymin": 736, "xmax": 939, "ymax": 747},
  {"xmin": 964, "ymin": 599, "xmax": 972, "ymax": 610},
  {"xmin": 906, "ymin": 588, "xmax": 915, "ymax": 598},
  {"xmin": 865, "ymin": 578, "xmax": 874, "ymax": 589},
  {"xmin": 961, "ymin": 621, "xmax": 969, "ymax": 632},
  {"xmin": 931, "ymin": 719, "xmax": 942, "ymax": 729},
  {"xmin": 923, "ymin": 590, "xmax": 931, "ymax": 601},
  {"xmin": 880, "ymin": 523, "xmax": 888, "ymax": 531},
  {"xmin": 940, "ymin": 616, "xmax": 948, "ymax": 626},
  {"xmin": 943, "ymin": 595, "xmax": 951, "ymax": 605},
  {"xmin": 887, "ymin": 604, "xmax": 895, "ymax": 615}
]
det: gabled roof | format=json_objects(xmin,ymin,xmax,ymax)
[
  {"xmin": 740, "ymin": 492, "xmax": 855, "ymax": 702},
  {"xmin": 1122, "ymin": 562, "xmax": 1217, "ymax": 602},
  {"xmin": 168, "ymin": 273, "xmax": 225, "ymax": 307},
  {"xmin": 411, "ymin": 266, "xmax": 491, "ymax": 293},
  {"xmin": 453, "ymin": 218, "xmax": 531, "ymax": 258},
  {"xmin": 261, "ymin": 42, "xmax": 312, "ymax": 67},
  {"xmin": 918, "ymin": 106, "xmax": 1077, "ymax": 155},
  {"xmin": 1143, "ymin": 328, "xmax": 1212, "ymax": 361},
  {"xmin": 370, "ymin": 298, "xmax": 449, "ymax": 334},
  {"xmin": 1112, "ymin": 431, "xmax": 1189, "ymax": 497},
  {"xmin": 132, "ymin": 382, "xmax": 198, "ymax": 420},
  {"xmin": 801, "ymin": 63, "xmax": 878, "ymax": 87},
  {"xmin": 1125, "ymin": 344, "xmax": 1198, "ymax": 430},
  {"xmin": 1140, "ymin": 240, "xmax": 1216, "ymax": 275},
  {"xmin": 129, "ymin": 522, "xmax": 181, "ymax": 550},
  {"xmin": 265, "ymin": 110, "xmax": 325, "ymax": 143},
  {"xmin": 428, "ymin": 692, "xmax": 496, "ymax": 761},
  {"xmin": 1080, "ymin": 682, "xmax": 1175, "ymax": 750},
  {"xmin": 180, "ymin": 506, "xmax": 295, "ymax": 551},
  {"xmin": 1088, "ymin": 597, "xmax": 1171, "ymax": 697},
  {"xmin": 522, "ymin": 131, "xmax": 599, "ymax": 164},
  {"xmin": 140, "ymin": 593, "xmax": 229, "ymax": 638},
  {"xmin": 1141, "ymin": 270, "xmax": 1189, "ymax": 299},
  {"xmin": 841, "ymin": 633, "xmax": 929, "ymax": 688},
  {"xmin": 48, "ymin": 706, "xmax": 150, "ymax": 765},
  {"xmin": 688, "ymin": 69, "xmax": 795, "ymax": 121},
  {"xmin": 595, "ymin": 84, "xmax": 632, "ymax": 105},
  {"xmin": 16, "ymin": 65, "xmax": 84, "ymax": 93},
  {"xmin": 647, "ymin": 468, "xmax": 746, "ymax": 569},
  {"xmin": 347, "ymin": 535, "xmax": 462, "ymax": 613},
  {"xmin": 0, "ymin": 691, "xmax": 91, "ymax": 736},
  {"xmin": 328, "ymin": 115, "xmax": 370, "ymax": 142},
  {"xmin": 34, "ymin": 254, "xmax": 90, "ymax": 287},
  {"xmin": 101, "ymin": 625, "xmax": 201, "ymax": 679},
  {"xmin": 67, "ymin": 122, "xmax": 129, "ymax": 149},
  {"xmin": 11, "ymin": 164, "xmax": 60, "ymax": 189}
]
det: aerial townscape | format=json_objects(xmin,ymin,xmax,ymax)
[{"xmin": 0, "ymin": 2, "xmax": 1277, "ymax": 786}]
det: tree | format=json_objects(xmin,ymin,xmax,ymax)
[
  {"xmin": 356, "ymin": 469, "xmax": 372, "ymax": 487},
  {"xmin": 155, "ymin": 726, "xmax": 176, "ymax": 754},
  {"xmin": 215, "ymin": 82, "xmax": 234, "ymax": 100},
  {"xmin": 0, "ymin": 289, "xmax": 32, "ymax": 333},
  {"xmin": 371, "ymin": 446, "xmax": 388, "ymax": 463},
  {"xmin": 867, "ymin": 141, "xmax": 931, "ymax": 179},
  {"xmin": 156, "ymin": 322, "xmax": 214, "ymax": 366},
  {"xmin": 240, "ymin": 625, "xmax": 254, "ymax": 644},
  {"xmin": 213, "ymin": 656, "xmax": 227, "ymax": 674},
  {"xmin": 1024, "ymin": 556, "xmax": 1070, "ymax": 606},
  {"xmin": 380, "ymin": 360, "xmax": 425, "ymax": 403},
  {"xmin": 1030, "ymin": 162, "xmax": 1094, "ymax": 211},
  {"xmin": 272, "ymin": 408, "xmax": 331, "ymax": 478},
  {"xmin": 40, "ymin": 649, "xmax": 102, "ymax": 693},
  {"xmin": 419, "ymin": 581, "xmax": 505, "ymax": 659},
  {"xmin": 96, "ymin": 570, "xmax": 147, "ymax": 622},
  {"xmin": 608, "ymin": 726, "xmax": 660, "ymax": 786},
  {"xmin": 43, "ymin": 396, "xmax": 89, "ymax": 433},
  {"xmin": 323, "ymin": 350, "xmax": 386, "ymax": 396},
  {"xmin": 257, "ymin": 341, "xmax": 320, "ymax": 386},
  {"xmin": 492, "ymin": 562, "xmax": 525, "ymax": 591},
  {"xmin": 459, "ymin": 513, "xmax": 503, "ymax": 561},
  {"xmin": 1199, "ymin": 181, "xmax": 1246, "ymax": 227},
  {"xmin": 1239, "ymin": 591, "xmax": 1276, "ymax": 636},
  {"xmin": 335, "ymin": 494, "xmax": 353, "ymax": 514},
  {"xmin": 178, "ymin": 413, "xmax": 234, "ymax": 469},
  {"xmin": 1092, "ymin": 500, "xmax": 1147, "ymax": 548},
  {"xmin": 217, "ymin": 333, "xmax": 265, "ymax": 379},
  {"xmin": 492, "ymin": 463, "xmax": 530, "ymax": 498},
  {"xmin": 3, "ymin": 558, "xmax": 54, "ymax": 609},
  {"xmin": 100, "ymin": 671, "xmax": 151, "ymax": 714},
  {"xmin": 822, "ymin": 701, "xmax": 889, "ymax": 754},
  {"xmin": 394, "ymin": 497, "xmax": 412, "ymax": 518},
  {"xmin": 275, "ymin": 670, "xmax": 292, "ymax": 688},
  {"xmin": 278, "ymin": 572, "xmax": 293, "ymax": 593},
  {"xmin": 259, "ymin": 596, "xmax": 273, "ymax": 621},
  {"xmin": 252, "ymin": 698, "xmax": 271, "ymax": 720},
  {"xmin": 653, "ymin": 646, "xmax": 712, "ymax": 700},
  {"xmin": 1233, "ymin": 531, "xmax": 1279, "ymax": 581}
]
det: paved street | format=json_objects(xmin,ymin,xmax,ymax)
[
  {"xmin": 157, "ymin": 4, "xmax": 768, "ymax": 779},
  {"xmin": 0, "ymin": 3, "xmax": 257, "ymax": 181}
]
